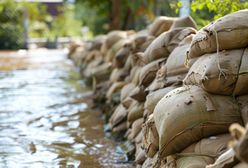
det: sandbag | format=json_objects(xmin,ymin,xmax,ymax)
[
  {"xmin": 135, "ymin": 131, "xmax": 143, "ymax": 145},
  {"xmin": 105, "ymin": 31, "xmax": 128, "ymax": 49},
  {"xmin": 144, "ymin": 87, "xmax": 176, "ymax": 116},
  {"xmin": 129, "ymin": 118, "xmax": 144, "ymax": 141},
  {"xmin": 127, "ymin": 102, "xmax": 144, "ymax": 123},
  {"xmin": 142, "ymin": 157, "xmax": 155, "ymax": 168},
  {"xmin": 123, "ymin": 55, "xmax": 132, "ymax": 74},
  {"xmin": 88, "ymin": 35, "xmax": 105, "ymax": 51},
  {"xmin": 84, "ymin": 62, "xmax": 112, "ymax": 82},
  {"xmin": 146, "ymin": 65, "xmax": 167, "ymax": 92},
  {"xmin": 84, "ymin": 50, "xmax": 103, "ymax": 64},
  {"xmin": 106, "ymin": 82, "xmax": 126, "ymax": 100},
  {"xmin": 70, "ymin": 46, "xmax": 87, "ymax": 65},
  {"xmin": 109, "ymin": 104, "xmax": 127, "ymax": 128},
  {"xmin": 237, "ymin": 96, "xmax": 248, "ymax": 125},
  {"xmin": 170, "ymin": 16, "xmax": 197, "ymax": 30},
  {"xmin": 139, "ymin": 58, "xmax": 166, "ymax": 87},
  {"xmin": 139, "ymin": 36, "xmax": 156, "ymax": 52},
  {"xmin": 131, "ymin": 66, "xmax": 142, "ymax": 86},
  {"xmin": 234, "ymin": 163, "xmax": 248, "ymax": 168},
  {"xmin": 120, "ymin": 83, "xmax": 136, "ymax": 102},
  {"xmin": 135, "ymin": 145, "xmax": 147, "ymax": 165},
  {"xmin": 112, "ymin": 121, "xmax": 127, "ymax": 133},
  {"xmin": 142, "ymin": 114, "xmax": 159, "ymax": 158},
  {"xmin": 233, "ymin": 48, "xmax": 248, "ymax": 95},
  {"xmin": 149, "ymin": 16, "xmax": 176, "ymax": 37},
  {"xmin": 110, "ymin": 68, "xmax": 129, "ymax": 83},
  {"xmin": 154, "ymin": 86, "xmax": 242, "ymax": 158},
  {"xmin": 206, "ymin": 148, "xmax": 238, "ymax": 168},
  {"xmin": 166, "ymin": 43, "xmax": 189, "ymax": 77},
  {"xmin": 184, "ymin": 48, "xmax": 248, "ymax": 96},
  {"xmin": 187, "ymin": 9, "xmax": 248, "ymax": 58},
  {"xmin": 194, "ymin": 134, "xmax": 231, "ymax": 157},
  {"xmin": 105, "ymin": 38, "xmax": 127, "ymax": 62},
  {"xmin": 232, "ymin": 125, "xmax": 248, "ymax": 164},
  {"xmin": 130, "ymin": 86, "xmax": 147, "ymax": 102},
  {"xmin": 114, "ymin": 44, "xmax": 131, "ymax": 68},
  {"xmin": 176, "ymin": 156, "xmax": 214, "ymax": 168},
  {"xmin": 144, "ymin": 27, "xmax": 196, "ymax": 63},
  {"xmin": 84, "ymin": 54, "xmax": 103, "ymax": 70},
  {"xmin": 122, "ymin": 97, "xmax": 134, "ymax": 109}
]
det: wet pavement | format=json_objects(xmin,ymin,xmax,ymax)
[{"xmin": 0, "ymin": 49, "xmax": 132, "ymax": 168}]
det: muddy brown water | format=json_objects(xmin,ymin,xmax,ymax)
[{"xmin": 0, "ymin": 49, "xmax": 133, "ymax": 168}]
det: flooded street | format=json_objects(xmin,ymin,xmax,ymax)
[{"xmin": 0, "ymin": 49, "xmax": 131, "ymax": 168}]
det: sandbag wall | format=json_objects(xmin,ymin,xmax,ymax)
[{"xmin": 68, "ymin": 9, "xmax": 248, "ymax": 168}]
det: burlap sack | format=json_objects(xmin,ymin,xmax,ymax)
[
  {"xmin": 206, "ymin": 148, "xmax": 237, "ymax": 168},
  {"xmin": 120, "ymin": 83, "xmax": 136, "ymax": 102},
  {"xmin": 88, "ymin": 35, "xmax": 105, "ymax": 51},
  {"xmin": 68, "ymin": 42, "xmax": 82, "ymax": 56},
  {"xmin": 233, "ymin": 48, "xmax": 248, "ymax": 95},
  {"xmin": 144, "ymin": 27, "xmax": 196, "ymax": 63},
  {"xmin": 112, "ymin": 121, "xmax": 127, "ymax": 133},
  {"xmin": 106, "ymin": 82, "xmax": 126, "ymax": 100},
  {"xmin": 139, "ymin": 36, "xmax": 156, "ymax": 52},
  {"xmin": 176, "ymin": 156, "xmax": 214, "ymax": 168},
  {"xmin": 237, "ymin": 96, "xmax": 248, "ymax": 125},
  {"xmin": 142, "ymin": 157, "xmax": 155, "ymax": 168},
  {"xmin": 109, "ymin": 104, "xmax": 127, "ymax": 128},
  {"xmin": 166, "ymin": 44, "xmax": 189, "ymax": 77},
  {"xmin": 194, "ymin": 134, "xmax": 231, "ymax": 157},
  {"xmin": 139, "ymin": 58, "xmax": 166, "ymax": 87},
  {"xmin": 70, "ymin": 46, "xmax": 87, "ymax": 65},
  {"xmin": 109, "ymin": 68, "xmax": 129, "ymax": 83},
  {"xmin": 135, "ymin": 131, "xmax": 143, "ymax": 144},
  {"xmin": 122, "ymin": 97, "xmax": 134, "ymax": 109},
  {"xmin": 170, "ymin": 16, "xmax": 197, "ymax": 30},
  {"xmin": 127, "ymin": 102, "xmax": 144, "ymax": 123},
  {"xmin": 131, "ymin": 66, "xmax": 142, "ymax": 86},
  {"xmin": 84, "ymin": 54, "xmax": 103, "ymax": 70},
  {"xmin": 142, "ymin": 114, "xmax": 159, "ymax": 158},
  {"xmin": 114, "ymin": 44, "xmax": 131, "ymax": 68},
  {"xmin": 184, "ymin": 48, "xmax": 248, "ymax": 96},
  {"xmin": 146, "ymin": 64, "xmax": 167, "ymax": 92},
  {"xmin": 105, "ymin": 39, "xmax": 127, "ymax": 62},
  {"xmin": 234, "ymin": 163, "xmax": 248, "ymax": 168},
  {"xmin": 135, "ymin": 145, "xmax": 147, "ymax": 165},
  {"xmin": 105, "ymin": 31, "xmax": 128, "ymax": 49},
  {"xmin": 123, "ymin": 55, "xmax": 132, "ymax": 75},
  {"xmin": 149, "ymin": 16, "xmax": 177, "ymax": 37},
  {"xmin": 187, "ymin": 9, "xmax": 248, "ymax": 58},
  {"xmin": 233, "ymin": 125, "xmax": 248, "ymax": 164},
  {"xmin": 83, "ymin": 50, "xmax": 102, "ymax": 64},
  {"xmin": 130, "ymin": 86, "xmax": 147, "ymax": 102},
  {"xmin": 154, "ymin": 86, "xmax": 242, "ymax": 158},
  {"xmin": 84, "ymin": 62, "xmax": 112, "ymax": 82},
  {"xmin": 129, "ymin": 118, "xmax": 144, "ymax": 140},
  {"xmin": 144, "ymin": 87, "xmax": 176, "ymax": 116}
]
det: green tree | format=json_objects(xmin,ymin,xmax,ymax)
[{"xmin": 191, "ymin": 0, "xmax": 248, "ymax": 28}]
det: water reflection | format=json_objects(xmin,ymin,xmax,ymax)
[{"xmin": 0, "ymin": 49, "xmax": 131, "ymax": 168}]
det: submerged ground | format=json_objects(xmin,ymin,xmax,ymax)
[{"xmin": 0, "ymin": 49, "xmax": 132, "ymax": 168}]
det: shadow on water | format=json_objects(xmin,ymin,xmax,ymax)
[{"xmin": 0, "ymin": 49, "xmax": 132, "ymax": 168}]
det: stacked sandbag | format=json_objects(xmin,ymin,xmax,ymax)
[
  {"xmin": 206, "ymin": 123, "xmax": 248, "ymax": 168},
  {"xmin": 187, "ymin": 9, "xmax": 248, "ymax": 59},
  {"xmin": 149, "ymin": 9, "xmax": 248, "ymax": 168},
  {"xmin": 68, "ymin": 13, "xmax": 248, "ymax": 168}
]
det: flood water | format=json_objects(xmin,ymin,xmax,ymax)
[{"xmin": 0, "ymin": 49, "xmax": 132, "ymax": 168}]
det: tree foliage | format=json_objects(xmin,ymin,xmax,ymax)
[{"xmin": 191, "ymin": 0, "xmax": 248, "ymax": 28}]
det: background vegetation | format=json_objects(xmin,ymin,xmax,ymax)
[{"xmin": 0, "ymin": 0, "xmax": 248, "ymax": 49}]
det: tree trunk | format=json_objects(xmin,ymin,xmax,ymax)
[{"xmin": 109, "ymin": 0, "xmax": 121, "ymax": 30}]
